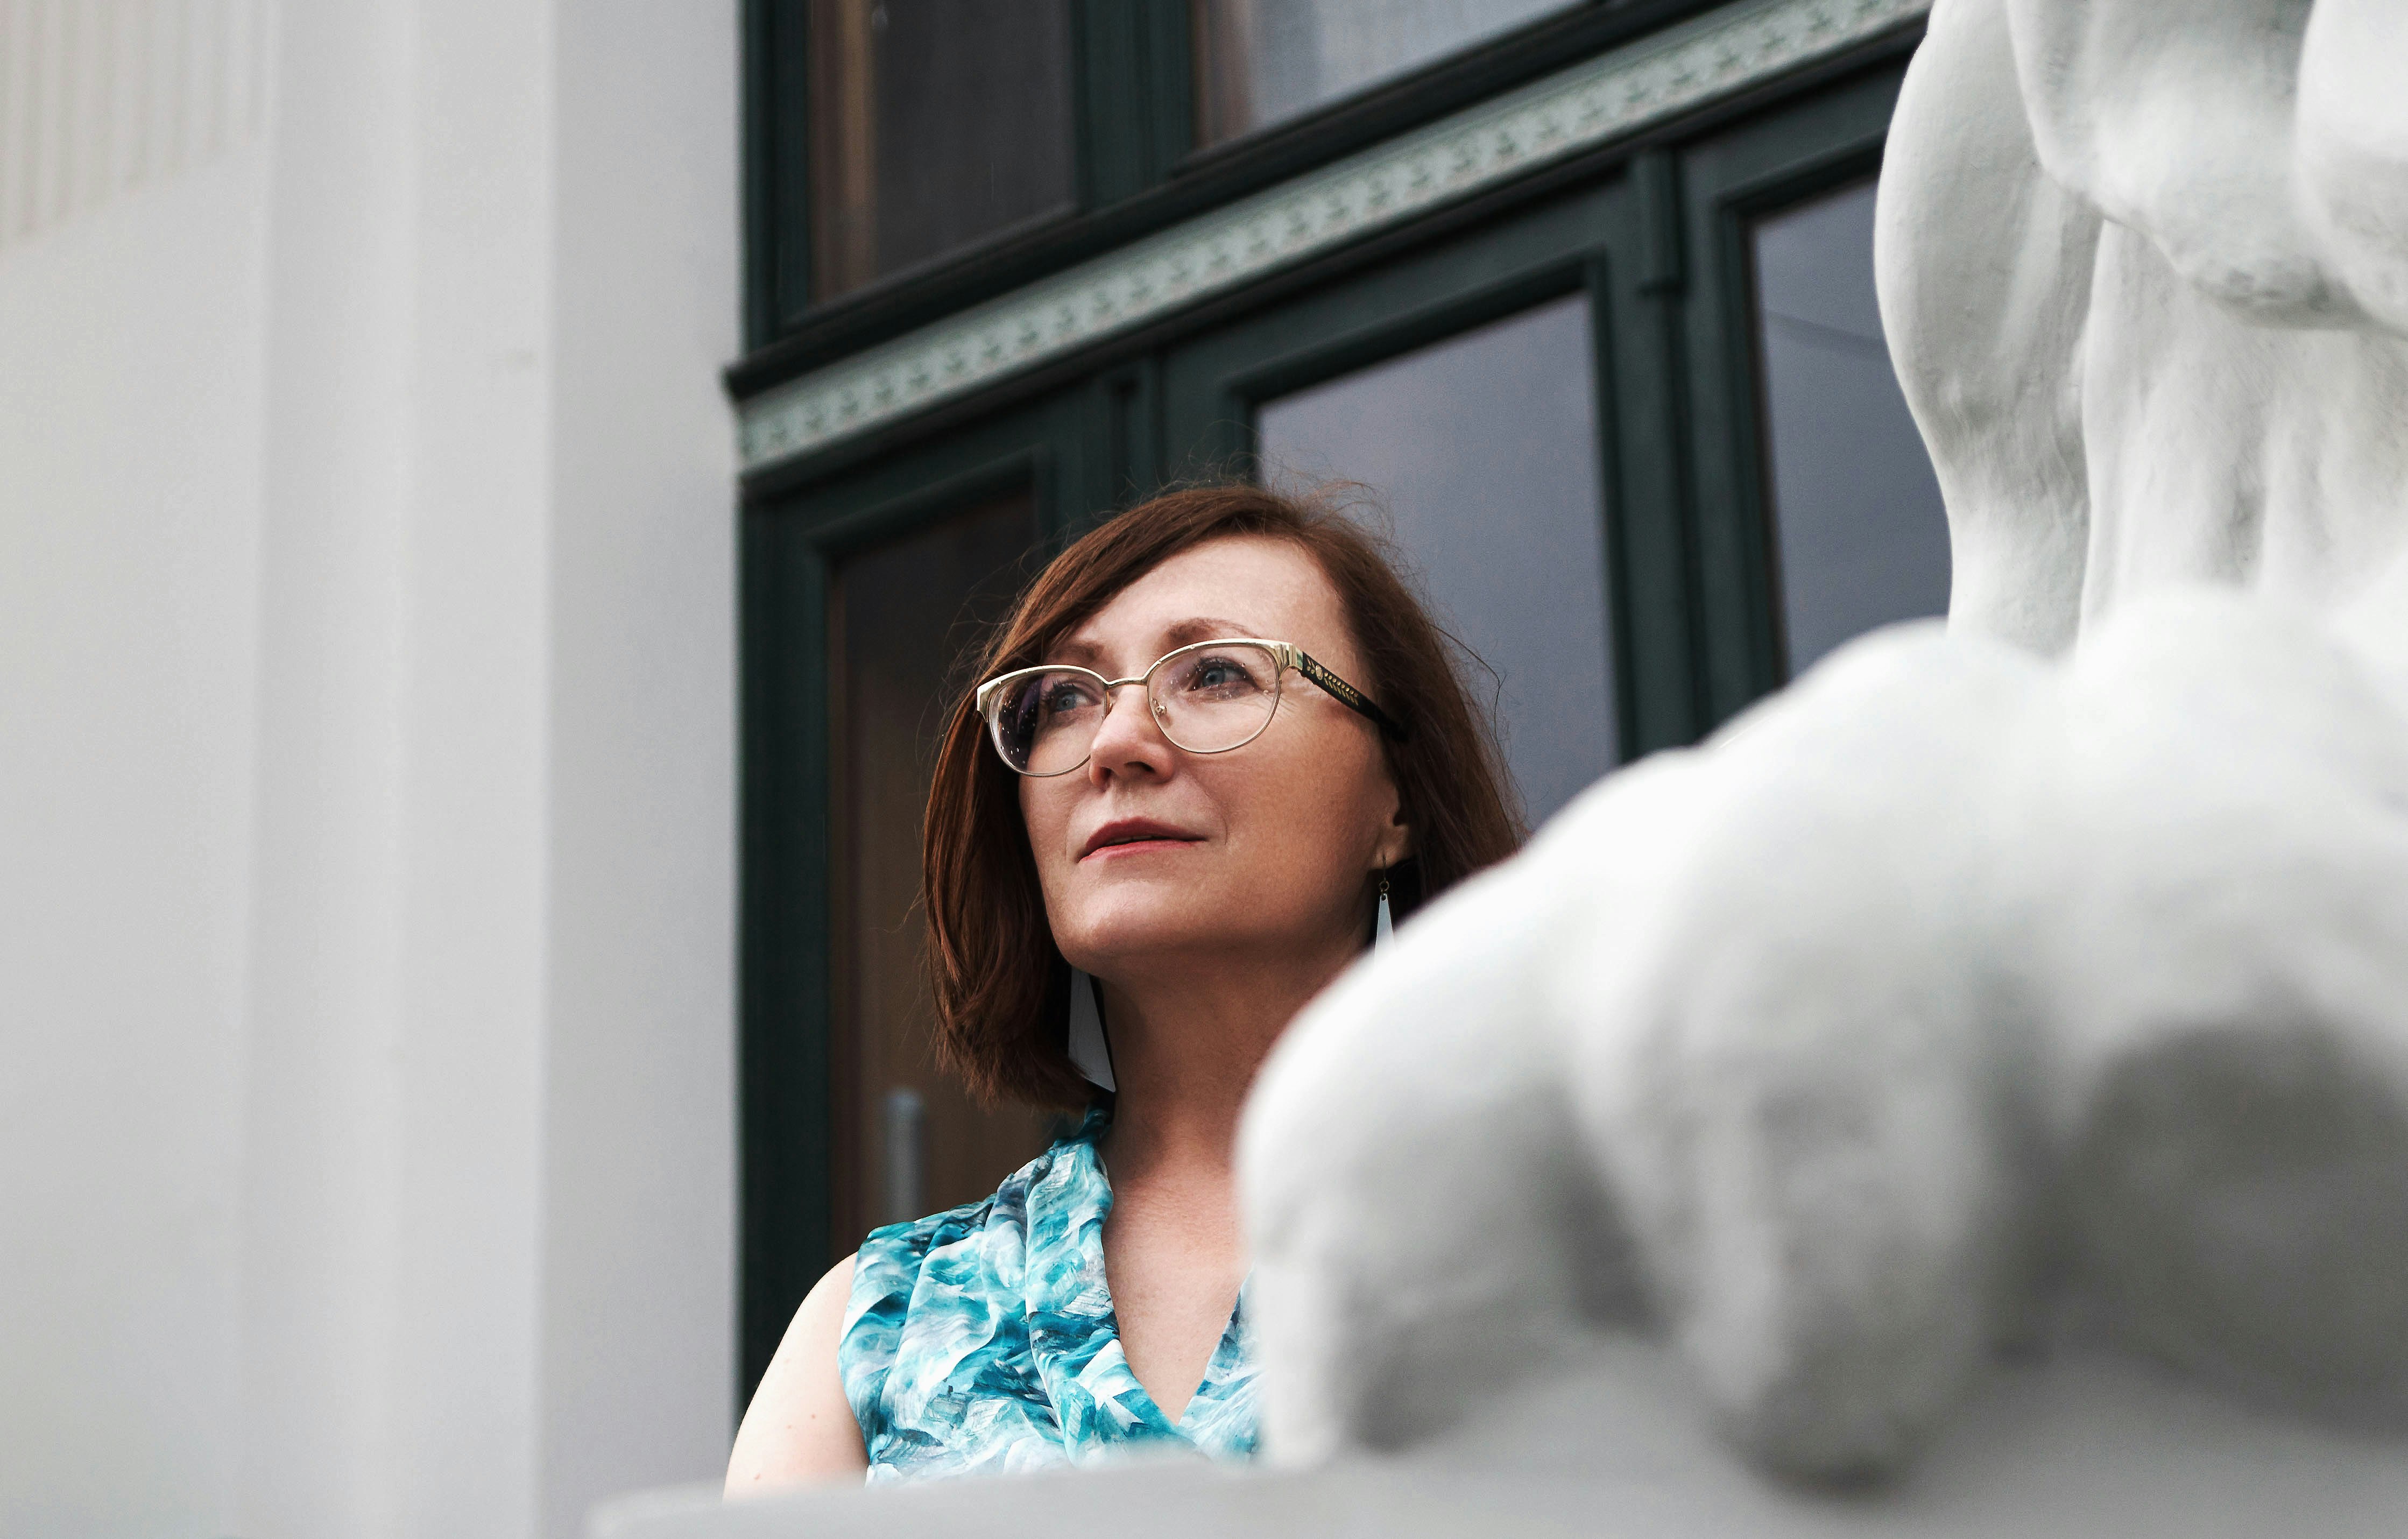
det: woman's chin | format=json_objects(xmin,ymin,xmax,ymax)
[{"xmin": 1057, "ymin": 906, "xmax": 1245, "ymax": 972}]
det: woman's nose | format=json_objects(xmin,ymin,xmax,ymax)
[{"xmin": 1085, "ymin": 681, "xmax": 1174, "ymax": 779}]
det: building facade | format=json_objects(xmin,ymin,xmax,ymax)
[
  {"xmin": 0, "ymin": 4, "xmax": 1954, "ymax": 1531},
  {"xmin": 730, "ymin": 0, "xmax": 1950, "ymax": 1405}
]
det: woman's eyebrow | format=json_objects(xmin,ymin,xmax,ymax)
[
  {"xmin": 1045, "ymin": 616, "xmax": 1263, "ymax": 669},
  {"xmin": 1160, "ymin": 616, "xmax": 1260, "ymax": 648}
]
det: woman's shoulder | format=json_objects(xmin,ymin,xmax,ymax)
[
  {"xmin": 849, "ymin": 1190, "xmax": 1002, "ymax": 1304},
  {"xmin": 725, "ymin": 1252, "xmax": 868, "ymax": 1490}
]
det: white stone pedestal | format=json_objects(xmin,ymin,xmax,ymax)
[{"xmin": 597, "ymin": 1346, "xmax": 2408, "ymax": 1538}]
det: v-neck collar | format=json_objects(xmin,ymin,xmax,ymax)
[{"xmin": 1019, "ymin": 1107, "xmax": 1254, "ymax": 1452}]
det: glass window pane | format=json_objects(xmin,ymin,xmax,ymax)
[
  {"xmin": 810, "ymin": 0, "xmax": 1076, "ymax": 300},
  {"xmin": 1259, "ymin": 295, "xmax": 1613, "ymax": 827},
  {"xmin": 1751, "ymin": 178, "xmax": 1951, "ymax": 677},
  {"xmin": 830, "ymin": 494, "xmax": 1051, "ymax": 1244},
  {"xmin": 1195, "ymin": 0, "xmax": 1574, "ymax": 145}
]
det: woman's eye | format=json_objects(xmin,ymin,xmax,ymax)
[{"xmin": 1187, "ymin": 657, "xmax": 1256, "ymax": 692}]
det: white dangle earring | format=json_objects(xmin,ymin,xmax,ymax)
[
  {"xmin": 1067, "ymin": 968, "xmax": 1117, "ymax": 1091},
  {"xmin": 1374, "ymin": 865, "xmax": 1394, "ymax": 954}
]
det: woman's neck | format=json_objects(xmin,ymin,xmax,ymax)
[{"xmin": 1093, "ymin": 941, "xmax": 1355, "ymax": 1186}]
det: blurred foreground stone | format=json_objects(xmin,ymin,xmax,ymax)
[{"xmin": 598, "ymin": 1346, "xmax": 2408, "ymax": 1538}]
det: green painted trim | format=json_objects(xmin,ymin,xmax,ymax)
[
  {"xmin": 1082, "ymin": 357, "xmax": 1168, "ymax": 516},
  {"xmin": 742, "ymin": 0, "xmax": 813, "ymax": 348},
  {"xmin": 1221, "ymin": 262, "xmax": 1590, "ymax": 410},
  {"xmin": 739, "ymin": 405, "xmax": 1074, "ymax": 1409},
  {"xmin": 1672, "ymin": 66, "xmax": 1902, "ymax": 726},
  {"xmin": 1075, "ymin": 0, "xmax": 1195, "ymax": 209},
  {"xmin": 1619, "ymin": 146, "xmax": 1712, "ymax": 748},
  {"xmin": 1581, "ymin": 251, "xmax": 1647, "ymax": 761},
  {"xmin": 738, "ymin": 506, "xmax": 834, "ymax": 1408},
  {"xmin": 809, "ymin": 450, "xmax": 1054, "ymax": 560}
]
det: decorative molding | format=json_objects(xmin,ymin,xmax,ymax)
[
  {"xmin": 0, "ymin": 0, "xmax": 270, "ymax": 252},
  {"xmin": 738, "ymin": 0, "xmax": 1929, "ymax": 476}
]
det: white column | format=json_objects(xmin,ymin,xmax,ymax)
[
  {"xmin": 0, "ymin": 1, "xmax": 737, "ymax": 1533},
  {"xmin": 538, "ymin": 2, "xmax": 740, "ymax": 1535}
]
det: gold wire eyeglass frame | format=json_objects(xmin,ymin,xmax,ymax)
[{"xmin": 972, "ymin": 637, "xmax": 1409, "ymax": 777}]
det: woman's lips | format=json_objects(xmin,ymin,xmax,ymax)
[
  {"xmin": 1079, "ymin": 817, "xmax": 1204, "ymax": 860},
  {"xmin": 1079, "ymin": 836, "xmax": 1201, "ymax": 863}
]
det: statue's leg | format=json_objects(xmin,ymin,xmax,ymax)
[
  {"xmin": 2044, "ymin": 595, "xmax": 2408, "ymax": 1420},
  {"xmin": 1240, "ymin": 763, "xmax": 1696, "ymax": 1462},
  {"xmin": 1572, "ymin": 631, "xmax": 2059, "ymax": 1481}
]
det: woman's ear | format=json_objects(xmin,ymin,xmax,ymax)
[{"xmin": 1374, "ymin": 806, "xmax": 1415, "ymax": 870}]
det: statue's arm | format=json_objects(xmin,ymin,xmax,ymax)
[{"xmin": 1877, "ymin": 0, "xmax": 2099, "ymax": 656}]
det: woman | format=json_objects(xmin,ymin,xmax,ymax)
[{"xmin": 726, "ymin": 482, "xmax": 1520, "ymax": 1489}]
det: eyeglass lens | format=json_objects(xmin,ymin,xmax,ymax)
[{"xmin": 990, "ymin": 643, "xmax": 1282, "ymax": 774}]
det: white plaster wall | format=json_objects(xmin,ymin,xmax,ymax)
[
  {"xmin": 0, "ymin": 2, "xmax": 738, "ymax": 1535},
  {"xmin": 0, "ymin": 132, "xmax": 270, "ymax": 1539}
]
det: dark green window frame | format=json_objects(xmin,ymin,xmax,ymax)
[
  {"xmin": 741, "ymin": 0, "xmax": 1198, "ymax": 349},
  {"xmin": 733, "ymin": 1, "xmax": 1750, "ymax": 366},
  {"xmin": 734, "ymin": 5, "xmax": 1924, "ymax": 1405}
]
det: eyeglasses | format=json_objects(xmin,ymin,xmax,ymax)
[{"xmin": 973, "ymin": 637, "xmax": 1408, "ymax": 778}]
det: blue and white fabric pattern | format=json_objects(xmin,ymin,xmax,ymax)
[{"xmin": 838, "ymin": 1106, "xmax": 1258, "ymax": 1484}]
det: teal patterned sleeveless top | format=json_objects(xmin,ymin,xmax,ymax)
[{"xmin": 838, "ymin": 1106, "xmax": 1259, "ymax": 1483}]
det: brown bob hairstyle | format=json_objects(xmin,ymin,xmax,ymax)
[{"xmin": 922, "ymin": 481, "xmax": 1524, "ymax": 1110}]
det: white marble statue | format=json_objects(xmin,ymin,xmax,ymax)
[{"xmin": 1240, "ymin": 0, "xmax": 2408, "ymax": 1484}]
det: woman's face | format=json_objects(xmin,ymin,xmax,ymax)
[{"xmin": 1019, "ymin": 534, "xmax": 1412, "ymax": 984}]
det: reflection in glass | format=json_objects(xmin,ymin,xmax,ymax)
[
  {"xmin": 809, "ymin": 0, "xmax": 1076, "ymax": 300},
  {"xmin": 1258, "ymin": 294, "xmax": 1613, "ymax": 827},
  {"xmin": 1751, "ymin": 179, "xmax": 1950, "ymax": 677},
  {"xmin": 1195, "ymin": 0, "xmax": 1572, "ymax": 145},
  {"xmin": 830, "ymin": 495, "xmax": 1050, "ymax": 1247}
]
